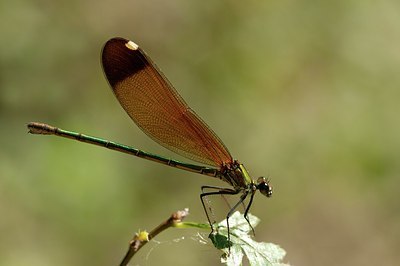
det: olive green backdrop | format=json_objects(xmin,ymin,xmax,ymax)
[{"xmin": 1, "ymin": 1, "xmax": 399, "ymax": 265}]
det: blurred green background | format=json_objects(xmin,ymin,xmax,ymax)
[{"xmin": 1, "ymin": 0, "xmax": 399, "ymax": 265}]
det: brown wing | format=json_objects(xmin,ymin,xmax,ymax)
[{"xmin": 101, "ymin": 37, "xmax": 233, "ymax": 167}]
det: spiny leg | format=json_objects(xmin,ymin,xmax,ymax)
[
  {"xmin": 200, "ymin": 186, "xmax": 239, "ymax": 233},
  {"xmin": 201, "ymin": 186, "xmax": 236, "ymax": 220},
  {"xmin": 201, "ymin": 186, "xmax": 220, "ymax": 227},
  {"xmin": 225, "ymin": 192, "xmax": 249, "ymax": 244},
  {"xmin": 243, "ymin": 191, "xmax": 256, "ymax": 236}
]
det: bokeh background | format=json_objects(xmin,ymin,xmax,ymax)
[{"xmin": 1, "ymin": 0, "xmax": 399, "ymax": 265}]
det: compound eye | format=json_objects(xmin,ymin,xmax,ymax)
[{"xmin": 257, "ymin": 177, "xmax": 273, "ymax": 197}]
